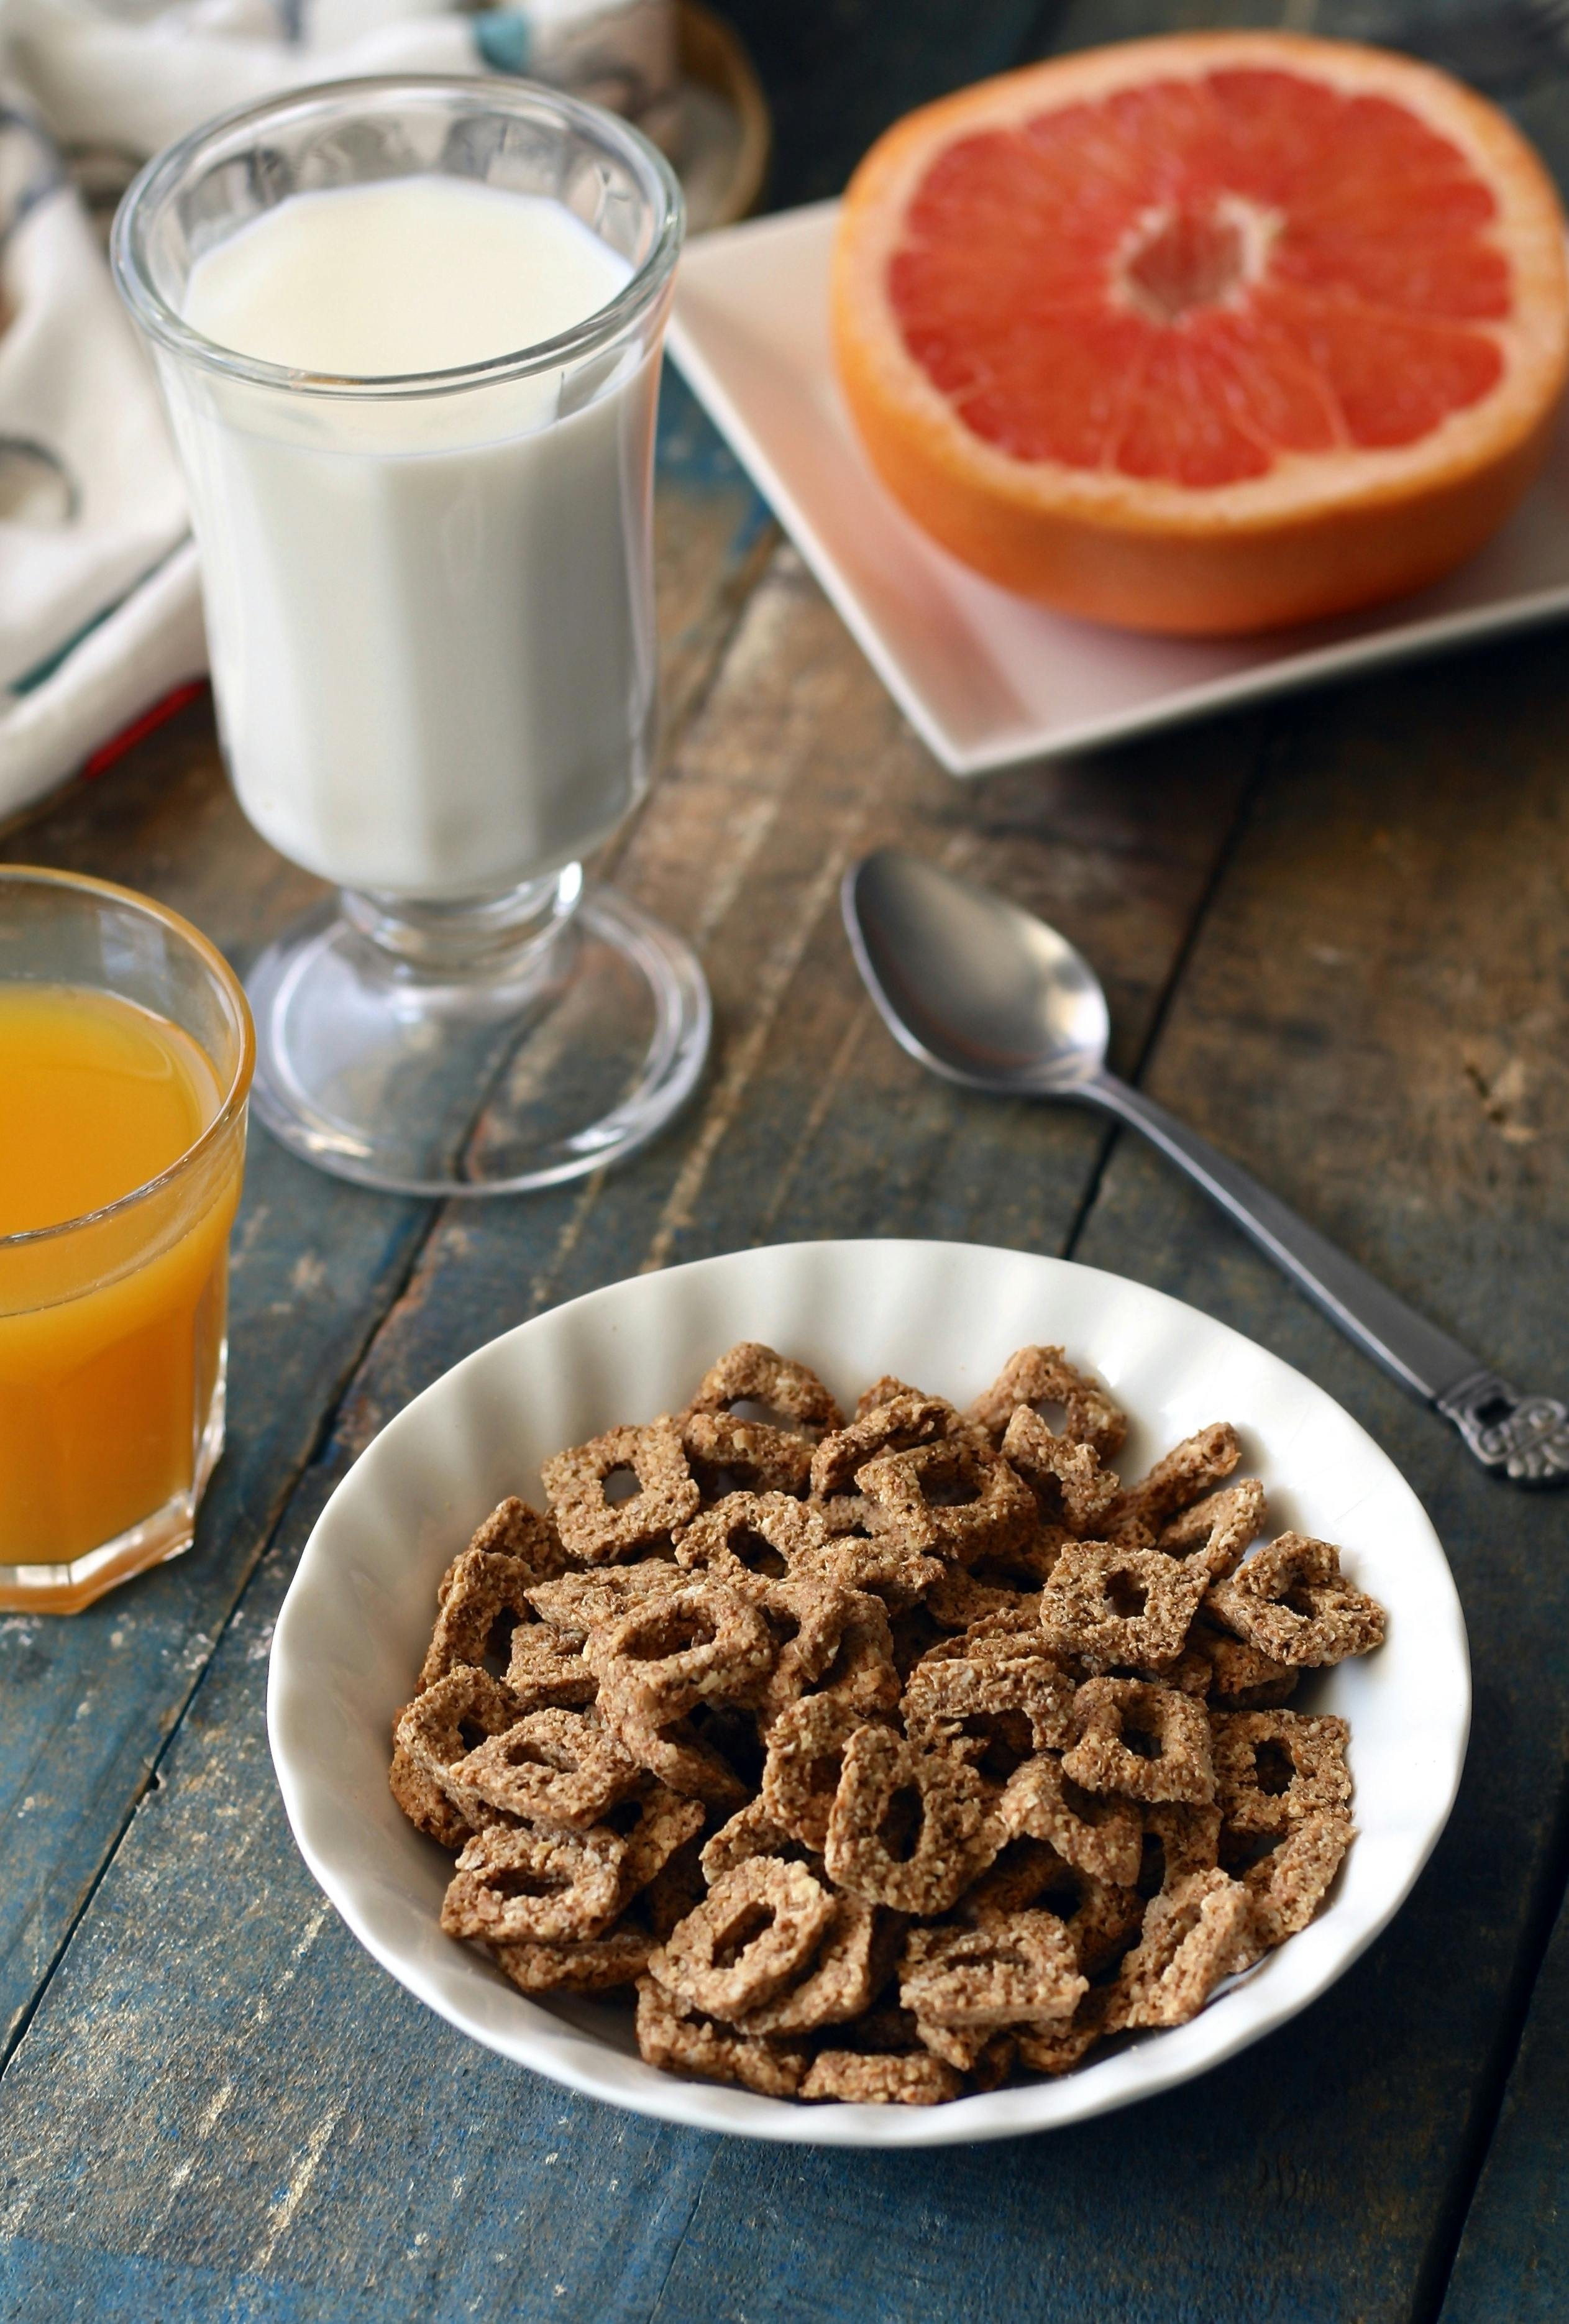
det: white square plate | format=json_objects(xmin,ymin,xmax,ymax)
[{"xmin": 668, "ymin": 202, "xmax": 1569, "ymax": 775}]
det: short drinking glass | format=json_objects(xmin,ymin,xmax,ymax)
[{"xmin": 0, "ymin": 868, "xmax": 253, "ymax": 1613}]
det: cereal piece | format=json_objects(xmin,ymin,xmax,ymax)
[
  {"xmin": 419, "ymin": 1547, "xmax": 556, "ymax": 1691},
  {"xmin": 922, "ymin": 1603, "xmax": 1053, "ymax": 1663},
  {"xmin": 395, "ymin": 1667, "xmax": 523, "ymax": 1816},
  {"xmin": 491, "ymin": 1926, "xmax": 653, "ymax": 1995},
  {"xmin": 451, "ymin": 1708, "xmax": 641, "ymax": 1828},
  {"xmin": 524, "ymin": 1564, "xmax": 687, "ymax": 1646},
  {"xmin": 916, "ymin": 2020, "xmax": 1018, "ymax": 2081},
  {"xmin": 735, "ymin": 1894, "xmax": 885, "ymax": 2034},
  {"xmin": 1212, "ymin": 1709, "xmax": 1352, "ymax": 1838},
  {"xmin": 1063, "ymin": 1678, "xmax": 1217, "ymax": 1806},
  {"xmin": 1097, "ymin": 1509, "xmax": 1160, "ymax": 1553},
  {"xmin": 675, "ymin": 1489, "xmax": 833, "ymax": 1587},
  {"xmin": 817, "ymin": 1531, "xmax": 946, "ymax": 1610},
  {"xmin": 914, "ymin": 2018, "xmax": 990, "ymax": 2071},
  {"xmin": 680, "ymin": 1408, "xmax": 815, "ymax": 1499},
  {"xmin": 968, "ymin": 1347, "xmax": 1127, "ymax": 1458},
  {"xmin": 601, "ymin": 1698, "xmax": 750, "ymax": 1808},
  {"xmin": 798, "ymin": 1585, "xmax": 902, "ymax": 1717},
  {"xmin": 1135, "ymin": 1647, "xmax": 1214, "ymax": 1698},
  {"xmin": 1110, "ymin": 1422, "xmax": 1242, "ymax": 1535},
  {"xmin": 1015, "ymin": 1983, "xmax": 1125, "ymax": 2075},
  {"xmin": 465, "ymin": 1495, "xmax": 569, "ymax": 1575},
  {"xmin": 649, "ymin": 1857, "xmax": 836, "ymax": 2020},
  {"xmin": 810, "ymin": 1392, "xmax": 954, "ymax": 1497},
  {"xmin": 701, "ymin": 1797, "xmax": 810, "ymax": 1882},
  {"xmin": 635, "ymin": 1976, "xmax": 808, "ymax": 2097},
  {"xmin": 687, "ymin": 1342, "xmax": 842, "ymax": 1435},
  {"xmin": 761, "ymin": 1696, "xmax": 874, "ymax": 1852},
  {"xmin": 972, "ymin": 1529, "xmax": 1076, "ymax": 1590},
  {"xmin": 1053, "ymin": 1641, "xmax": 1209, "ymax": 1693},
  {"xmin": 638, "ymin": 1836, "xmax": 709, "ymax": 1941},
  {"xmin": 1156, "ymin": 1478, "xmax": 1266, "ymax": 1582},
  {"xmin": 752, "ymin": 1578, "xmax": 900, "ymax": 1731},
  {"xmin": 996, "ymin": 1852, "xmax": 1142, "ymax": 1975},
  {"xmin": 1138, "ymin": 1800, "xmax": 1222, "ymax": 1900},
  {"xmin": 824, "ymin": 1724, "xmax": 1003, "ymax": 1915},
  {"xmin": 956, "ymin": 1834, "xmax": 1064, "ymax": 1920},
  {"xmin": 1190, "ymin": 1621, "xmax": 1299, "ymax": 1710},
  {"xmin": 923, "ymin": 1566, "xmax": 1032, "ymax": 1635},
  {"xmin": 1242, "ymin": 1809, "xmax": 1354, "ymax": 1952},
  {"xmin": 856, "ymin": 1375, "xmax": 931, "ymax": 1418},
  {"xmin": 800, "ymin": 2049, "xmax": 961, "ymax": 2105},
  {"xmin": 967, "ymin": 2031, "xmax": 1020, "ymax": 2090},
  {"xmin": 903, "ymin": 1649, "xmax": 1076, "ymax": 1780},
  {"xmin": 900, "ymin": 1911, "xmax": 1086, "ymax": 2027},
  {"xmin": 1206, "ymin": 1534, "xmax": 1386, "ymax": 1667},
  {"xmin": 856, "ymin": 1438, "xmax": 1036, "ymax": 1565},
  {"xmin": 542, "ymin": 1418, "xmax": 700, "ymax": 1563},
  {"xmin": 812, "ymin": 1491, "xmax": 876, "ymax": 1537},
  {"xmin": 502, "ymin": 1623, "xmax": 600, "ymax": 1710},
  {"xmin": 610, "ymin": 1783, "xmax": 708, "ymax": 1898},
  {"xmin": 585, "ymin": 1582, "xmax": 775, "ymax": 1721},
  {"xmin": 1001, "ymin": 1407, "xmax": 1121, "ymax": 1534},
  {"xmin": 998, "ymin": 1755, "xmax": 1144, "ymax": 1885},
  {"xmin": 388, "ymin": 1742, "xmax": 476, "ymax": 1849},
  {"xmin": 441, "ymin": 1822, "xmax": 626, "ymax": 1944},
  {"xmin": 1120, "ymin": 1867, "xmax": 1255, "ymax": 2028},
  {"xmin": 1038, "ymin": 1542, "xmax": 1209, "ymax": 1671}
]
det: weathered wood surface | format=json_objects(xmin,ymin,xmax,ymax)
[
  {"xmin": 1442, "ymin": 1877, "xmax": 1569, "ymax": 2321},
  {"xmin": 5, "ymin": 1, "xmax": 1569, "ymax": 2318}
]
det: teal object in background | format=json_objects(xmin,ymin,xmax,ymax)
[{"xmin": 472, "ymin": 9, "xmax": 531, "ymax": 74}]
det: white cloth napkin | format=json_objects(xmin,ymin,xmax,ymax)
[{"xmin": 0, "ymin": 0, "xmax": 666, "ymax": 823}]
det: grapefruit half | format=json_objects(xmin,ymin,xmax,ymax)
[{"xmin": 832, "ymin": 34, "xmax": 1569, "ymax": 634}]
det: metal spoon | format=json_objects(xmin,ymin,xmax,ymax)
[{"xmin": 843, "ymin": 848, "xmax": 1569, "ymax": 1487}]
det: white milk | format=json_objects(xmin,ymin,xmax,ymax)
[{"xmin": 170, "ymin": 176, "xmax": 656, "ymax": 902}]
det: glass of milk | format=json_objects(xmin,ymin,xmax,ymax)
[{"xmin": 112, "ymin": 78, "xmax": 709, "ymax": 1196}]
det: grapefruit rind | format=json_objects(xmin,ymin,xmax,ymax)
[{"xmin": 832, "ymin": 34, "xmax": 1569, "ymax": 634}]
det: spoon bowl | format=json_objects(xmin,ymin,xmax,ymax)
[{"xmin": 844, "ymin": 851, "xmax": 1107, "ymax": 1092}]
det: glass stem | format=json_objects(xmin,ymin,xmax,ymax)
[{"xmin": 339, "ymin": 865, "xmax": 585, "ymax": 977}]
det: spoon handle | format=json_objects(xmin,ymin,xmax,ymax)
[{"xmin": 1089, "ymin": 1071, "xmax": 1569, "ymax": 1488}]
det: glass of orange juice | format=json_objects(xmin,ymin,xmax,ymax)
[{"xmin": 0, "ymin": 867, "xmax": 254, "ymax": 1613}]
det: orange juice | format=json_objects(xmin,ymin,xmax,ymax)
[{"xmin": 0, "ymin": 984, "xmax": 242, "ymax": 1594}]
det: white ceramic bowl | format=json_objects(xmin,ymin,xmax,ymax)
[{"xmin": 268, "ymin": 1240, "xmax": 1470, "ymax": 2148}]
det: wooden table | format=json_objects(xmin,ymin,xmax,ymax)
[{"xmin": 4, "ymin": 5, "xmax": 1569, "ymax": 2316}]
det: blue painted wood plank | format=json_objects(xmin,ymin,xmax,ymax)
[
  {"xmin": 0, "ymin": 1504, "xmax": 716, "ymax": 2324},
  {"xmin": 1440, "ymin": 1870, "xmax": 1569, "ymax": 2320}
]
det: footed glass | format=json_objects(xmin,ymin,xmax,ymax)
[{"xmin": 112, "ymin": 78, "xmax": 708, "ymax": 1196}]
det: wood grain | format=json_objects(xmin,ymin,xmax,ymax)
[{"xmin": 1442, "ymin": 1876, "xmax": 1569, "ymax": 2322}]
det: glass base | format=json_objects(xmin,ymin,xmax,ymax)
[
  {"xmin": 245, "ymin": 874, "xmax": 711, "ymax": 1196},
  {"xmin": 0, "ymin": 1360, "xmax": 226, "ymax": 1615}
]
